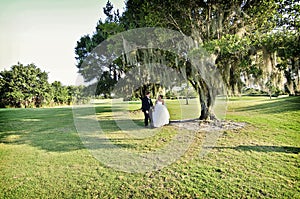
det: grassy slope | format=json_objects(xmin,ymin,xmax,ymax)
[{"xmin": 0, "ymin": 97, "xmax": 299, "ymax": 198}]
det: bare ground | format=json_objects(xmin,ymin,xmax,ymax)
[{"xmin": 169, "ymin": 119, "xmax": 246, "ymax": 132}]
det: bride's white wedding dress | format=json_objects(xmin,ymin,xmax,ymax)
[{"xmin": 152, "ymin": 101, "xmax": 170, "ymax": 127}]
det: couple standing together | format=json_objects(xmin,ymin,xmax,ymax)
[{"xmin": 141, "ymin": 92, "xmax": 170, "ymax": 128}]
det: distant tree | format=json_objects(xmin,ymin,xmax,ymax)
[
  {"xmin": 0, "ymin": 63, "xmax": 50, "ymax": 107},
  {"xmin": 50, "ymin": 81, "xmax": 69, "ymax": 105},
  {"xmin": 66, "ymin": 85, "xmax": 85, "ymax": 104},
  {"xmin": 75, "ymin": 1, "xmax": 124, "ymax": 98}
]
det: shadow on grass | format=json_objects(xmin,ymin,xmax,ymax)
[
  {"xmin": 95, "ymin": 105, "xmax": 124, "ymax": 114},
  {"xmin": 0, "ymin": 107, "xmax": 86, "ymax": 152},
  {"xmin": 211, "ymin": 145, "xmax": 300, "ymax": 154},
  {"xmin": 99, "ymin": 119, "xmax": 145, "ymax": 133},
  {"xmin": 0, "ymin": 106, "xmax": 146, "ymax": 152},
  {"xmin": 235, "ymin": 96, "xmax": 300, "ymax": 114}
]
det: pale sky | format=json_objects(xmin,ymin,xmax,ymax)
[{"xmin": 0, "ymin": 0, "xmax": 125, "ymax": 85}]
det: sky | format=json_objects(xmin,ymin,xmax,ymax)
[{"xmin": 0, "ymin": 0, "xmax": 125, "ymax": 85}]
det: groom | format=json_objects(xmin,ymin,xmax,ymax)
[{"xmin": 141, "ymin": 91, "xmax": 153, "ymax": 127}]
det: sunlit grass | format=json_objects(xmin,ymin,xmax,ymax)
[{"xmin": 0, "ymin": 96, "xmax": 299, "ymax": 198}]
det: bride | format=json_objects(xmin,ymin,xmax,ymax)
[{"xmin": 152, "ymin": 95, "xmax": 170, "ymax": 128}]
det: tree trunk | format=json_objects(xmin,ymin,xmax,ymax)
[
  {"xmin": 197, "ymin": 79, "xmax": 214, "ymax": 120},
  {"xmin": 185, "ymin": 84, "xmax": 189, "ymax": 105},
  {"xmin": 185, "ymin": 96, "xmax": 189, "ymax": 105},
  {"xmin": 189, "ymin": 78, "xmax": 215, "ymax": 121}
]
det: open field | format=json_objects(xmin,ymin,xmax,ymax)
[{"xmin": 0, "ymin": 96, "xmax": 299, "ymax": 198}]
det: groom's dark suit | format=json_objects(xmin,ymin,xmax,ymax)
[{"xmin": 141, "ymin": 96, "xmax": 153, "ymax": 126}]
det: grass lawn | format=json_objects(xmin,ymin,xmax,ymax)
[{"xmin": 0, "ymin": 96, "xmax": 299, "ymax": 198}]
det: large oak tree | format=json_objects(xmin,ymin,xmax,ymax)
[{"xmin": 75, "ymin": 0, "xmax": 299, "ymax": 120}]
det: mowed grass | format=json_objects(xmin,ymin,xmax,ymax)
[{"xmin": 0, "ymin": 97, "xmax": 299, "ymax": 198}]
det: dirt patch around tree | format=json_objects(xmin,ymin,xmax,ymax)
[{"xmin": 169, "ymin": 119, "xmax": 246, "ymax": 132}]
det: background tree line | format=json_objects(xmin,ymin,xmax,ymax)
[{"xmin": 0, "ymin": 63, "xmax": 87, "ymax": 108}]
